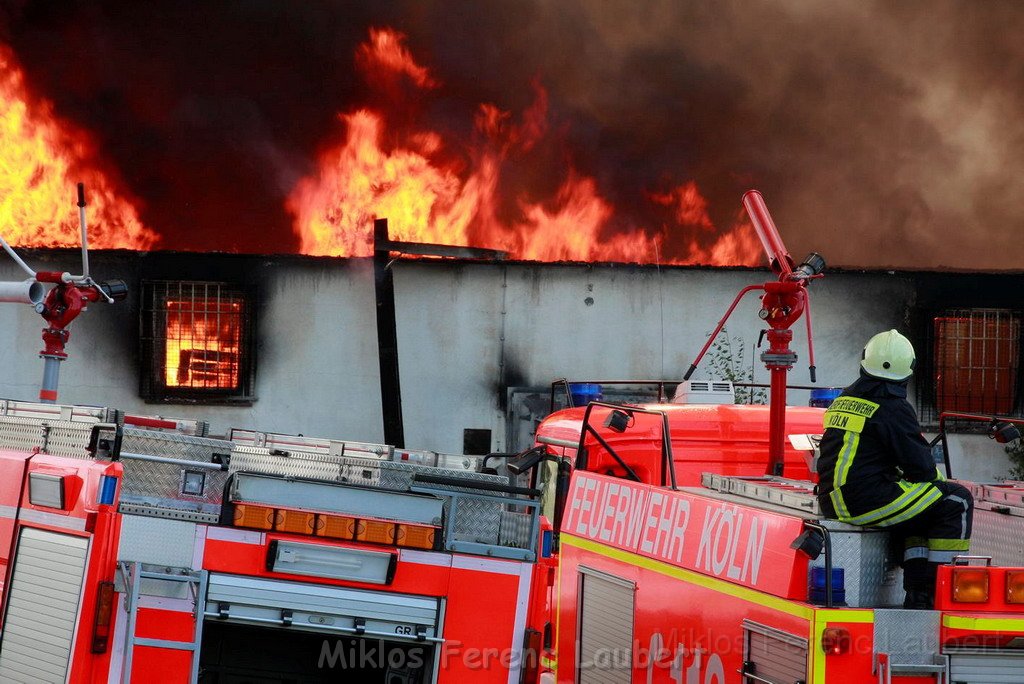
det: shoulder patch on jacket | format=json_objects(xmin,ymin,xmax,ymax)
[{"xmin": 823, "ymin": 397, "xmax": 881, "ymax": 434}]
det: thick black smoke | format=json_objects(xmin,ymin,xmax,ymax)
[{"xmin": 1, "ymin": 0, "xmax": 1023, "ymax": 269}]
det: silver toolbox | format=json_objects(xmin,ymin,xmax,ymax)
[{"xmin": 113, "ymin": 427, "xmax": 232, "ymax": 522}]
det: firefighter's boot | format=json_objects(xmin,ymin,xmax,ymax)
[
  {"xmin": 902, "ymin": 557, "xmax": 935, "ymax": 609},
  {"xmin": 903, "ymin": 590, "xmax": 933, "ymax": 609}
]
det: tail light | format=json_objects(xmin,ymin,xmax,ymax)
[
  {"xmin": 91, "ymin": 581, "xmax": 115, "ymax": 653},
  {"xmin": 1007, "ymin": 571, "xmax": 1024, "ymax": 603},
  {"xmin": 821, "ymin": 627, "xmax": 851, "ymax": 655},
  {"xmin": 395, "ymin": 523, "xmax": 437, "ymax": 550},
  {"xmin": 952, "ymin": 567, "xmax": 990, "ymax": 603}
]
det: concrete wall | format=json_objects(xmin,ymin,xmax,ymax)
[{"xmin": 0, "ymin": 250, "xmax": 1014, "ymax": 479}]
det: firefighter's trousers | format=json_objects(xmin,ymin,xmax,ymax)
[
  {"xmin": 888, "ymin": 481, "xmax": 973, "ymax": 594},
  {"xmin": 824, "ymin": 480, "xmax": 974, "ymax": 594}
]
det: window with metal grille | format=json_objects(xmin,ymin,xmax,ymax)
[
  {"xmin": 916, "ymin": 309, "xmax": 1021, "ymax": 424},
  {"xmin": 140, "ymin": 281, "xmax": 255, "ymax": 404}
]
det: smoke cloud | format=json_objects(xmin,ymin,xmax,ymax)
[{"xmin": 1, "ymin": 0, "xmax": 1022, "ymax": 269}]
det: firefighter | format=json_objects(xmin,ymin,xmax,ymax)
[{"xmin": 816, "ymin": 329, "xmax": 973, "ymax": 609}]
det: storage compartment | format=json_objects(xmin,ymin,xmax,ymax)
[{"xmin": 199, "ymin": 620, "xmax": 434, "ymax": 683}]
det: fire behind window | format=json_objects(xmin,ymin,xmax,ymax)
[{"xmin": 141, "ymin": 281, "xmax": 255, "ymax": 403}]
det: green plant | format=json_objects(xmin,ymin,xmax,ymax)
[
  {"xmin": 704, "ymin": 329, "xmax": 767, "ymax": 404},
  {"xmin": 1006, "ymin": 441, "xmax": 1024, "ymax": 480}
]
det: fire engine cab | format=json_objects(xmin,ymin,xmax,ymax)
[
  {"xmin": 534, "ymin": 395, "xmax": 1024, "ymax": 683},
  {"xmin": 0, "ymin": 399, "xmax": 549, "ymax": 683}
]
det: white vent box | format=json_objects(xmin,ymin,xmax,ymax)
[{"xmin": 671, "ymin": 380, "xmax": 736, "ymax": 405}]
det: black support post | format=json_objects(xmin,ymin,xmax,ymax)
[{"xmin": 373, "ymin": 218, "xmax": 405, "ymax": 448}]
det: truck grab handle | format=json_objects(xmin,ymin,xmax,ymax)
[{"xmin": 118, "ymin": 450, "xmax": 229, "ymax": 471}]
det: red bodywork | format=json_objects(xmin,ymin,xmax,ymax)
[
  {"xmin": 536, "ymin": 401, "xmax": 1024, "ymax": 683},
  {"xmin": 540, "ymin": 402, "xmax": 822, "ymax": 486},
  {"xmin": 0, "ymin": 450, "xmax": 123, "ymax": 681},
  {"xmin": 0, "ymin": 439, "xmax": 542, "ymax": 683}
]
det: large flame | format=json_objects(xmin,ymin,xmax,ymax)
[
  {"xmin": 290, "ymin": 29, "xmax": 760, "ymax": 266},
  {"xmin": 0, "ymin": 47, "xmax": 155, "ymax": 250},
  {"xmin": 0, "ymin": 28, "xmax": 759, "ymax": 266}
]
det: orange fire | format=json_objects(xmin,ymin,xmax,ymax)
[
  {"xmin": 0, "ymin": 47, "xmax": 155, "ymax": 250},
  {"xmin": 1, "ymin": 29, "xmax": 759, "ymax": 266},
  {"xmin": 164, "ymin": 298, "xmax": 243, "ymax": 389},
  {"xmin": 289, "ymin": 29, "xmax": 760, "ymax": 266}
]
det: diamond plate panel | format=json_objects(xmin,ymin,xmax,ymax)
[
  {"xmin": 121, "ymin": 427, "xmax": 233, "ymax": 464},
  {"xmin": 451, "ymin": 497, "xmax": 502, "ymax": 545},
  {"xmin": 814, "ymin": 520, "xmax": 903, "ymax": 608},
  {"xmin": 373, "ymin": 461, "xmax": 508, "ymax": 546},
  {"xmin": 115, "ymin": 427, "xmax": 231, "ymax": 521},
  {"xmin": 873, "ymin": 609, "xmax": 940, "ymax": 665},
  {"xmin": 230, "ymin": 446, "xmax": 341, "ymax": 481},
  {"xmin": 118, "ymin": 514, "xmax": 198, "ymax": 568},
  {"xmin": 971, "ymin": 506, "xmax": 1024, "ymax": 566},
  {"xmin": 499, "ymin": 510, "xmax": 533, "ymax": 549}
]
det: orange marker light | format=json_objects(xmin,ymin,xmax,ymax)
[
  {"xmin": 821, "ymin": 627, "xmax": 850, "ymax": 655},
  {"xmin": 316, "ymin": 514, "xmax": 357, "ymax": 540},
  {"xmin": 396, "ymin": 523, "xmax": 437, "ymax": 550},
  {"xmin": 952, "ymin": 567, "xmax": 990, "ymax": 603},
  {"xmin": 233, "ymin": 504, "xmax": 274, "ymax": 530},
  {"xmin": 274, "ymin": 509, "xmax": 316, "ymax": 535},
  {"xmin": 1006, "ymin": 571, "xmax": 1024, "ymax": 603},
  {"xmin": 356, "ymin": 519, "xmax": 397, "ymax": 545}
]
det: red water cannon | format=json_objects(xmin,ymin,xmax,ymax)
[
  {"xmin": 683, "ymin": 190, "xmax": 825, "ymax": 476},
  {"xmin": 0, "ymin": 183, "xmax": 127, "ymax": 403}
]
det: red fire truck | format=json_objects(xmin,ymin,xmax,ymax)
[
  {"xmin": 532, "ymin": 394, "xmax": 1024, "ymax": 683},
  {"xmin": 0, "ymin": 399, "xmax": 551, "ymax": 683},
  {"xmin": 526, "ymin": 192, "xmax": 1024, "ymax": 683}
]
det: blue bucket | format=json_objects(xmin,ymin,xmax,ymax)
[
  {"xmin": 809, "ymin": 387, "xmax": 842, "ymax": 408},
  {"xmin": 569, "ymin": 383, "xmax": 602, "ymax": 407}
]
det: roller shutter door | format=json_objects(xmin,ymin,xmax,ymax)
[
  {"xmin": 206, "ymin": 573, "xmax": 442, "ymax": 641},
  {"xmin": 741, "ymin": 620, "xmax": 808, "ymax": 684},
  {"xmin": 577, "ymin": 569, "xmax": 634, "ymax": 684},
  {"xmin": 0, "ymin": 527, "xmax": 89, "ymax": 684}
]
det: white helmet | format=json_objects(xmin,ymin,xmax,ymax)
[{"xmin": 861, "ymin": 329, "xmax": 916, "ymax": 381}]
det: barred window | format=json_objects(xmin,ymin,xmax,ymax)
[
  {"xmin": 140, "ymin": 281, "xmax": 255, "ymax": 404},
  {"xmin": 921, "ymin": 308, "xmax": 1021, "ymax": 422}
]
